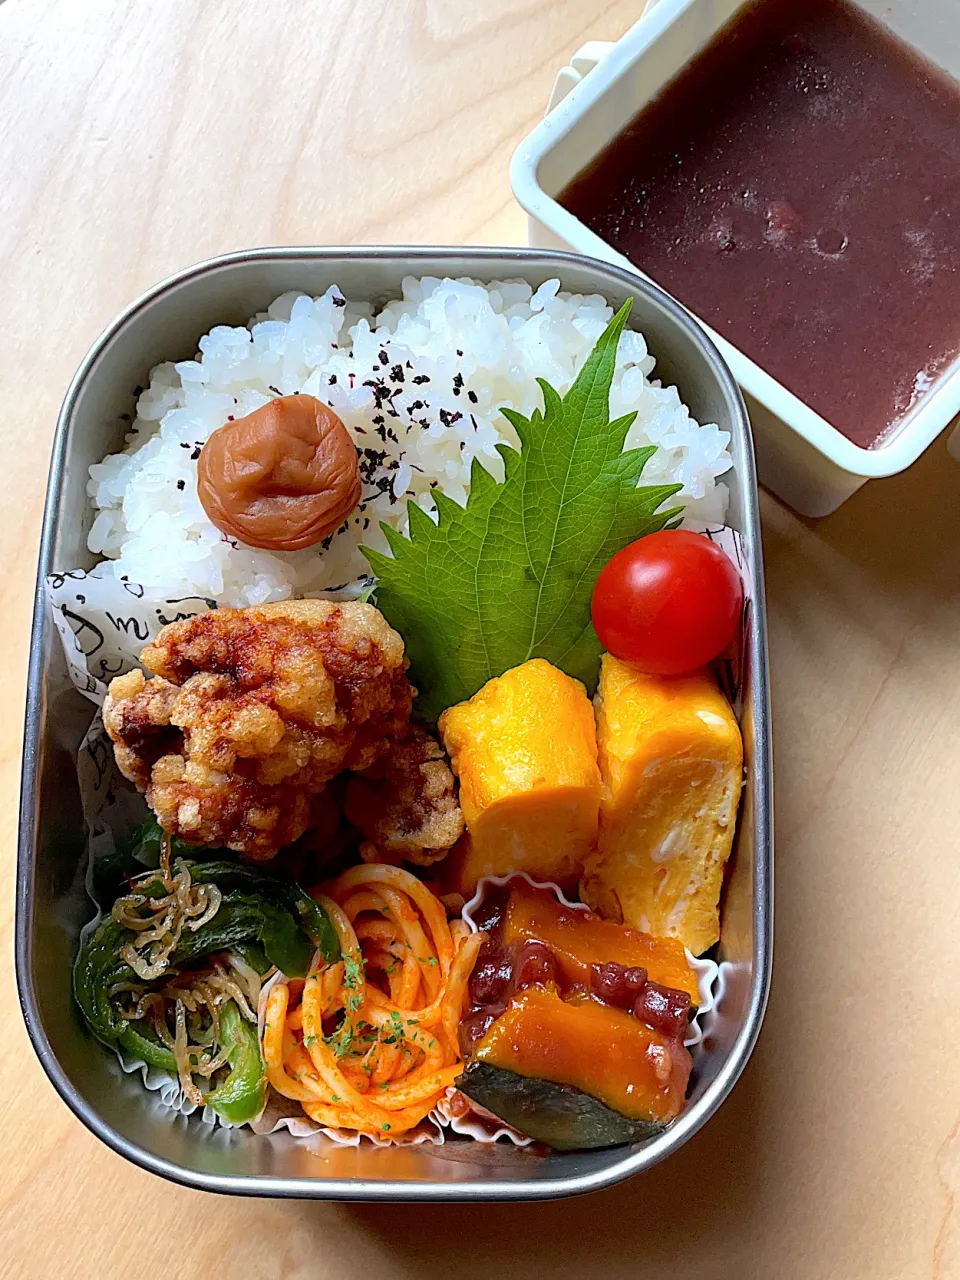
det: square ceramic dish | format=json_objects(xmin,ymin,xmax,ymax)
[
  {"xmin": 511, "ymin": 0, "xmax": 960, "ymax": 517},
  {"xmin": 17, "ymin": 247, "xmax": 772, "ymax": 1200}
]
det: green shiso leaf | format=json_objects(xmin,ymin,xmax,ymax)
[{"xmin": 362, "ymin": 300, "xmax": 683, "ymax": 721}]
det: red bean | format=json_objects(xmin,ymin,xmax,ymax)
[
  {"xmin": 468, "ymin": 936, "xmax": 513, "ymax": 1005},
  {"xmin": 458, "ymin": 1007, "xmax": 503, "ymax": 1056},
  {"xmin": 634, "ymin": 982, "xmax": 691, "ymax": 1038},
  {"xmin": 512, "ymin": 941, "xmax": 558, "ymax": 992},
  {"xmin": 470, "ymin": 885, "xmax": 509, "ymax": 932},
  {"xmin": 589, "ymin": 962, "xmax": 648, "ymax": 1010}
]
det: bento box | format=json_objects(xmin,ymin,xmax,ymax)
[
  {"xmin": 17, "ymin": 246, "xmax": 772, "ymax": 1200},
  {"xmin": 511, "ymin": 0, "xmax": 960, "ymax": 517}
]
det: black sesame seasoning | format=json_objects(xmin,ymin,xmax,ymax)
[
  {"xmin": 390, "ymin": 365, "xmax": 405, "ymax": 383},
  {"xmin": 190, "ymin": 448, "xmax": 201, "ymax": 461},
  {"xmin": 453, "ymin": 373, "xmax": 464, "ymax": 388},
  {"xmin": 227, "ymin": 414, "xmax": 235, "ymax": 421},
  {"xmin": 467, "ymin": 390, "xmax": 478, "ymax": 403},
  {"xmin": 412, "ymin": 374, "xmax": 430, "ymax": 385},
  {"xmin": 328, "ymin": 374, "xmax": 338, "ymax": 385},
  {"xmin": 332, "ymin": 295, "xmax": 346, "ymax": 307},
  {"xmin": 363, "ymin": 379, "xmax": 391, "ymax": 409},
  {"xmin": 378, "ymin": 350, "xmax": 389, "ymax": 366},
  {"xmin": 456, "ymin": 349, "xmax": 463, "ymax": 357},
  {"xmin": 176, "ymin": 479, "xmax": 185, "ymax": 490}
]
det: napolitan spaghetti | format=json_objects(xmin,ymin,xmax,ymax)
[{"xmin": 262, "ymin": 863, "xmax": 481, "ymax": 1138}]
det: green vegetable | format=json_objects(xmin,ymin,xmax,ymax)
[
  {"xmin": 127, "ymin": 813, "xmax": 202, "ymax": 865},
  {"xmin": 74, "ymin": 860, "xmax": 339, "ymax": 1045},
  {"xmin": 363, "ymin": 301, "xmax": 683, "ymax": 720},
  {"xmin": 185, "ymin": 861, "xmax": 340, "ymax": 971},
  {"xmin": 229, "ymin": 941, "xmax": 271, "ymax": 977},
  {"xmin": 119, "ymin": 1003, "xmax": 266, "ymax": 1124},
  {"xmin": 89, "ymin": 815, "xmax": 218, "ymax": 910},
  {"xmin": 117, "ymin": 1021, "xmax": 177, "ymax": 1073},
  {"xmin": 74, "ymin": 856, "xmax": 336, "ymax": 1126},
  {"xmin": 205, "ymin": 1000, "xmax": 267, "ymax": 1125},
  {"xmin": 457, "ymin": 1062, "xmax": 666, "ymax": 1151}
]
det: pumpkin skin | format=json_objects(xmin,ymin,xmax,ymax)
[{"xmin": 457, "ymin": 1063, "xmax": 665, "ymax": 1151}]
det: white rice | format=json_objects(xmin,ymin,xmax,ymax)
[{"xmin": 86, "ymin": 276, "xmax": 733, "ymax": 608}]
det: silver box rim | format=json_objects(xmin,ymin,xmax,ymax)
[{"xmin": 17, "ymin": 244, "xmax": 772, "ymax": 1200}]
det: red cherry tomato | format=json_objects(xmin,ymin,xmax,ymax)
[{"xmin": 591, "ymin": 530, "xmax": 743, "ymax": 675}]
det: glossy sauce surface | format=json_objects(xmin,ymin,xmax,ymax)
[
  {"xmin": 561, "ymin": 0, "xmax": 960, "ymax": 447},
  {"xmin": 474, "ymin": 987, "xmax": 690, "ymax": 1124},
  {"xmin": 460, "ymin": 882, "xmax": 692, "ymax": 1055}
]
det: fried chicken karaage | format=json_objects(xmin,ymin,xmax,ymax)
[
  {"xmin": 344, "ymin": 724, "xmax": 464, "ymax": 866},
  {"xmin": 103, "ymin": 601, "xmax": 413, "ymax": 860}
]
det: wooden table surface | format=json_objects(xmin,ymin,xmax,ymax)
[{"xmin": 2, "ymin": 2, "xmax": 959, "ymax": 1277}]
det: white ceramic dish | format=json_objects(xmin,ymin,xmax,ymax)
[{"xmin": 511, "ymin": 0, "xmax": 960, "ymax": 516}]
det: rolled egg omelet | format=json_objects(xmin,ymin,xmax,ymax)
[
  {"xmin": 438, "ymin": 659, "xmax": 600, "ymax": 895},
  {"xmin": 581, "ymin": 655, "xmax": 743, "ymax": 955}
]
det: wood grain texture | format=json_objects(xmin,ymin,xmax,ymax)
[{"xmin": 2, "ymin": 1, "xmax": 959, "ymax": 1277}]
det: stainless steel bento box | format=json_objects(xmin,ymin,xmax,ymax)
[{"xmin": 17, "ymin": 247, "xmax": 772, "ymax": 1200}]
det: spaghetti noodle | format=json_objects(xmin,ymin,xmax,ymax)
[{"xmin": 262, "ymin": 863, "xmax": 481, "ymax": 1138}]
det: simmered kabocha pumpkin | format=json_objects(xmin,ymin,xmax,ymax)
[
  {"xmin": 457, "ymin": 987, "xmax": 692, "ymax": 1151},
  {"xmin": 456, "ymin": 879, "xmax": 697, "ymax": 1150},
  {"xmin": 502, "ymin": 877, "xmax": 699, "ymax": 1004}
]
